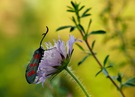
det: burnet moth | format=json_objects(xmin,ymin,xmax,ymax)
[{"xmin": 25, "ymin": 26, "xmax": 49, "ymax": 84}]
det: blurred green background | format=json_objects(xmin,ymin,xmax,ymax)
[{"xmin": 0, "ymin": 0, "xmax": 135, "ymax": 97}]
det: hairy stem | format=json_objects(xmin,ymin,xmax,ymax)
[{"xmin": 65, "ymin": 67, "xmax": 90, "ymax": 97}]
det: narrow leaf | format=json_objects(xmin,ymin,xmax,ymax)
[
  {"xmin": 91, "ymin": 40, "xmax": 96, "ymax": 50},
  {"xmin": 106, "ymin": 65, "xmax": 113, "ymax": 68},
  {"xmin": 82, "ymin": 8, "xmax": 91, "ymax": 17},
  {"xmin": 67, "ymin": 6, "xmax": 73, "ymax": 10},
  {"xmin": 78, "ymin": 24, "xmax": 85, "ymax": 33},
  {"xmin": 103, "ymin": 55, "xmax": 109, "ymax": 66},
  {"xmin": 71, "ymin": 1, "xmax": 77, "ymax": 10},
  {"xmin": 81, "ymin": 14, "xmax": 91, "ymax": 18},
  {"xmin": 95, "ymin": 70, "xmax": 102, "ymax": 77},
  {"xmin": 72, "ymin": 16, "xmax": 77, "ymax": 25},
  {"xmin": 83, "ymin": 34, "xmax": 88, "ymax": 41},
  {"xmin": 76, "ymin": 43, "xmax": 84, "ymax": 51},
  {"xmin": 117, "ymin": 73, "xmax": 122, "ymax": 83},
  {"xmin": 56, "ymin": 26, "xmax": 72, "ymax": 31},
  {"xmin": 67, "ymin": 10, "xmax": 75, "ymax": 12},
  {"xmin": 78, "ymin": 54, "xmax": 90, "ymax": 65},
  {"xmin": 87, "ymin": 19, "xmax": 92, "ymax": 33},
  {"xmin": 106, "ymin": 61, "xmax": 113, "ymax": 68},
  {"xmin": 124, "ymin": 77, "xmax": 135, "ymax": 87},
  {"xmin": 90, "ymin": 30, "xmax": 106, "ymax": 35},
  {"xmin": 70, "ymin": 26, "xmax": 76, "ymax": 32},
  {"xmin": 79, "ymin": 5, "xmax": 85, "ymax": 11}
]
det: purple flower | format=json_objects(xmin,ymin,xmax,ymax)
[{"xmin": 34, "ymin": 35, "xmax": 77, "ymax": 85}]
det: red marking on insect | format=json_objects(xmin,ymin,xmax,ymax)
[
  {"xmin": 27, "ymin": 70, "xmax": 36, "ymax": 77},
  {"xmin": 34, "ymin": 54, "xmax": 40, "ymax": 59},
  {"xmin": 30, "ymin": 64, "xmax": 38, "ymax": 67}
]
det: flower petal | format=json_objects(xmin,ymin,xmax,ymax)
[
  {"xmin": 67, "ymin": 35, "xmax": 76, "ymax": 55},
  {"xmin": 54, "ymin": 39, "xmax": 67, "ymax": 58}
]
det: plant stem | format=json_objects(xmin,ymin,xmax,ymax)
[
  {"xmin": 65, "ymin": 67, "xmax": 90, "ymax": 97},
  {"xmin": 85, "ymin": 37, "xmax": 125, "ymax": 97},
  {"xmin": 78, "ymin": 28, "xmax": 125, "ymax": 97}
]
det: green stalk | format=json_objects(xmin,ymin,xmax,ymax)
[{"xmin": 65, "ymin": 67, "xmax": 90, "ymax": 97}]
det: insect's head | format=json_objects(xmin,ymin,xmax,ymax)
[{"xmin": 39, "ymin": 26, "xmax": 49, "ymax": 48}]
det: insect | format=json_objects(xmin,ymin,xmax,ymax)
[{"xmin": 25, "ymin": 26, "xmax": 49, "ymax": 84}]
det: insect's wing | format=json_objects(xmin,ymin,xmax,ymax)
[{"xmin": 25, "ymin": 49, "xmax": 43, "ymax": 84}]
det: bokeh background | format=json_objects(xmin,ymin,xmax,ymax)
[{"xmin": 0, "ymin": 0, "xmax": 135, "ymax": 97}]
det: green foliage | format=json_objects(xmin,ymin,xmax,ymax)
[
  {"xmin": 117, "ymin": 73, "xmax": 122, "ymax": 84},
  {"xmin": 78, "ymin": 54, "xmax": 90, "ymax": 66},
  {"xmin": 103, "ymin": 55, "xmax": 109, "ymax": 66},
  {"xmin": 100, "ymin": 0, "xmax": 135, "ymax": 67},
  {"xmin": 56, "ymin": 25, "xmax": 72, "ymax": 31},
  {"xmin": 123, "ymin": 77, "xmax": 135, "ymax": 87},
  {"xmin": 90, "ymin": 30, "xmax": 106, "ymax": 35},
  {"xmin": 56, "ymin": 0, "xmax": 135, "ymax": 97},
  {"xmin": 76, "ymin": 43, "xmax": 85, "ymax": 51},
  {"xmin": 81, "ymin": 8, "xmax": 91, "ymax": 18},
  {"xmin": 91, "ymin": 40, "xmax": 96, "ymax": 50}
]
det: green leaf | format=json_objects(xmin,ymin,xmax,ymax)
[
  {"xmin": 102, "ymin": 68, "xmax": 109, "ymax": 77},
  {"xmin": 79, "ymin": 5, "xmax": 85, "ymax": 11},
  {"xmin": 83, "ymin": 34, "xmax": 88, "ymax": 41},
  {"xmin": 81, "ymin": 8, "xmax": 91, "ymax": 17},
  {"xmin": 70, "ymin": 26, "xmax": 76, "ymax": 32},
  {"xmin": 76, "ymin": 43, "xmax": 84, "ymax": 51},
  {"xmin": 90, "ymin": 30, "xmax": 106, "ymax": 35},
  {"xmin": 67, "ymin": 6, "xmax": 73, "ymax": 10},
  {"xmin": 95, "ymin": 70, "xmax": 102, "ymax": 77},
  {"xmin": 105, "ymin": 61, "xmax": 113, "ymax": 69},
  {"xmin": 71, "ymin": 1, "xmax": 77, "ymax": 10},
  {"xmin": 56, "ymin": 26, "xmax": 72, "ymax": 31},
  {"xmin": 72, "ymin": 16, "xmax": 77, "ymax": 25},
  {"xmin": 124, "ymin": 77, "xmax": 135, "ymax": 87},
  {"xmin": 78, "ymin": 54, "xmax": 90, "ymax": 65},
  {"xmin": 87, "ymin": 19, "xmax": 92, "ymax": 33},
  {"xmin": 82, "ymin": 14, "xmax": 91, "ymax": 18},
  {"xmin": 91, "ymin": 40, "xmax": 96, "ymax": 50},
  {"xmin": 103, "ymin": 55, "xmax": 109, "ymax": 66},
  {"xmin": 67, "ymin": 9, "xmax": 75, "ymax": 12},
  {"xmin": 117, "ymin": 73, "xmax": 122, "ymax": 83},
  {"xmin": 78, "ymin": 24, "xmax": 85, "ymax": 33},
  {"xmin": 106, "ymin": 65, "xmax": 113, "ymax": 68}
]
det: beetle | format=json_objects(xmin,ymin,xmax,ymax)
[{"xmin": 25, "ymin": 26, "xmax": 49, "ymax": 84}]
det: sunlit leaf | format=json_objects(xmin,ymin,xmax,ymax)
[
  {"xmin": 78, "ymin": 24, "xmax": 85, "ymax": 33},
  {"xmin": 103, "ymin": 55, "xmax": 109, "ymax": 66},
  {"xmin": 70, "ymin": 26, "xmax": 76, "ymax": 32},
  {"xmin": 91, "ymin": 40, "xmax": 96, "ymax": 50},
  {"xmin": 71, "ymin": 1, "xmax": 77, "ymax": 10},
  {"xmin": 79, "ymin": 5, "xmax": 85, "ymax": 11},
  {"xmin": 76, "ymin": 43, "xmax": 84, "ymax": 51},
  {"xmin": 56, "ymin": 26, "xmax": 72, "ymax": 31},
  {"xmin": 78, "ymin": 54, "xmax": 90, "ymax": 65},
  {"xmin": 67, "ymin": 6, "xmax": 73, "ymax": 10},
  {"xmin": 81, "ymin": 8, "xmax": 91, "ymax": 17},
  {"xmin": 67, "ymin": 9, "xmax": 75, "ymax": 12},
  {"xmin": 117, "ymin": 73, "xmax": 122, "ymax": 83},
  {"xmin": 124, "ymin": 77, "xmax": 135, "ymax": 87},
  {"xmin": 82, "ymin": 14, "xmax": 91, "ymax": 18},
  {"xmin": 106, "ymin": 65, "xmax": 113, "ymax": 68},
  {"xmin": 72, "ymin": 16, "xmax": 77, "ymax": 25},
  {"xmin": 87, "ymin": 19, "xmax": 92, "ymax": 33},
  {"xmin": 90, "ymin": 30, "xmax": 106, "ymax": 35},
  {"xmin": 95, "ymin": 70, "xmax": 102, "ymax": 77}
]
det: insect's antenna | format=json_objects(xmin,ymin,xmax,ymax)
[{"xmin": 40, "ymin": 26, "xmax": 49, "ymax": 47}]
